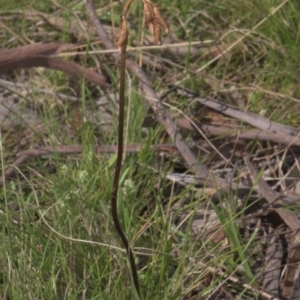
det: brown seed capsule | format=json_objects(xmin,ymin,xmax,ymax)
[
  {"xmin": 153, "ymin": 19, "xmax": 162, "ymax": 46},
  {"xmin": 144, "ymin": 1, "xmax": 154, "ymax": 24},
  {"xmin": 122, "ymin": 0, "xmax": 135, "ymax": 18},
  {"xmin": 153, "ymin": 4, "xmax": 170, "ymax": 34},
  {"xmin": 116, "ymin": 16, "xmax": 128, "ymax": 52},
  {"xmin": 147, "ymin": 22, "xmax": 154, "ymax": 35},
  {"xmin": 144, "ymin": 1, "xmax": 155, "ymax": 34}
]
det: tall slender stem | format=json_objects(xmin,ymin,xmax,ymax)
[{"xmin": 111, "ymin": 13, "xmax": 141, "ymax": 297}]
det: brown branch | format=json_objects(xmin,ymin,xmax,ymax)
[
  {"xmin": 174, "ymin": 87, "xmax": 300, "ymax": 137},
  {"xmin": 195, "ymin": 97, "xmax": 300, "ymax": 137},
  {"xmin": 0, "ymin": 43, "xmax": 109, "ymax": 88},
  {"xmin": 0, "ymin": 42, "xmax": 70, "ymax": 59},
  {"xmin": 244, "ymin": 157, "xmax": 300, "ymax": 231},
  {"xmin": 262, "ymin": 232, "xmax": 282, "ymax": 298},
  {"xmin": 244, "ymin": 157, "xmax": 300, "ymax": 298},
  {"xmin": 177, "ymin": 118, "xmax": 300, "ymax": 147}
]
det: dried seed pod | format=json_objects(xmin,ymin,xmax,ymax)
[
  {"xmin": 144, "ymin": 1, "xmax": 154, "ymax": 24},
  {"xmin": 153, "ymin": 4, "xmax": 170, "ymax": 34},
  {"xmin": 116, "ymin": 16, "xmax": 129, "ymax": 52},
  {"xmin": 122, "ymin": 0, "xmax": 135, "ymax": 18},
  {"xmin": 153, "ymin": 19, "xmax": 162, "ymax": 45},
  {"xmin": 144, "ymin": 1, "xmax": 155, "ymax": 34},
  {"xmin": 147, "ymin": 22, "xmax": 154, "ymax": 35}
]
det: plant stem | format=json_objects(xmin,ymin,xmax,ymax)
[{"xmin": 111, "ymin": 15, "xmax": 141, "ymax": 297}]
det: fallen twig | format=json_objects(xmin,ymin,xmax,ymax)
[
  {"xmin": 196, "ymin": 97, "xmax": 300, "ymax": 137},
  {"xmin": 244, "ymin": 157, "xmax": 300, "ymax": 231},
  {"xmin": 177, "ymin": 119, "xmax": 300, "ymax": 147},
  {"xmin": 174, "ymin": 87, "xmax": 300, "ymax": 137},
  {"xmin": 262, "ymin": 231, "xmax": 282, "ymax": 298},
  {"xmin": 0, "ymin": 43, "xmax": 109, "ymax": 88}
]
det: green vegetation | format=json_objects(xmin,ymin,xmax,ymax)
[{"xmin": 1, "ymin": 0, "xmax": 299, "ymax": 299}]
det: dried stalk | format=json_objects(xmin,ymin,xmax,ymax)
[
  {"xmin": 111, "ymin": 6, "xmax": 142, "ymax": 297},
  {"xmin": 110, "ymin": 0, "xmax": 170, "ymax": 297}
]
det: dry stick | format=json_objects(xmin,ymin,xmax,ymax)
[
  {"xmin": 244, "ymin": 157, "xmax": 300, "ymax": 231},
  {"xmin": 176, "ymin": 119, "xmax": 300, "ymax": 147},
  {"xmin": 174, "ymin": 88, "xmax": 300, "ymax": 137},
  {"xmin": 195, "ymin": 97, "xmax": 300, "ymax": 137},
  {"xmin": 244, "ymin": 158, "xmax": 300, "ymax": 298},
  {"xmin": 0, "ymin": 43, "xmax": 109, "ymax": 88}
]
